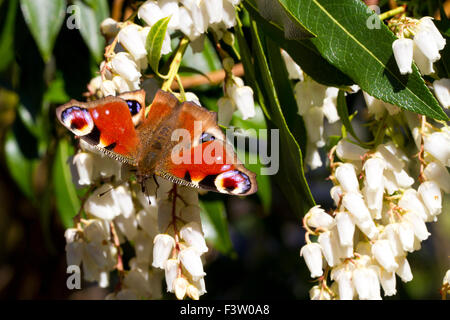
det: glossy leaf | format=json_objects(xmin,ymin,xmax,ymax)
[
  {"xmin": 52, "ymin": 140, "xmax": 81, "ymax": 229},
  {"xmin": 4, "ymin": 129, "xmax": 37, "ymax": 200},
  {"xmin": 146, "ymin": 16, "xmax": 171, "ymax": 76},
  {"xmin": 243, "ymin": 0, "xmax": 353, "ymax": 87},
  {"xmin": 73, "ymin": 0, "xmax": 109, "ymax": 63},
  {"xmin": 200, "ymin": 200, "xmax": 235, "ymax": 257},
  {"xmin": 249, "ymin": 18, "xmax": 315, "ymax": 217},
  {"xmin": 0, "ymin": 0, "xmax": 18, "ymax": 71},
  {"xmin": 20, "ymin": 0, "xmax": 65, "ymax": 62},
  {"xmin": 277, "ymin": 0, "xmax": 447, "ymax": 120}
]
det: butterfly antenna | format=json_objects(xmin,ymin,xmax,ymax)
[{"xmin": 98, "ymin": 187, "xmax": 114, "ymax": 197}]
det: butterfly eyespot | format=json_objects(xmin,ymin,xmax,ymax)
[
  {"xmin": 200, "ymin": 132, "xmax": 215, "ymax": 143},
  {"xmin": 126, "ymin": 100, "xmax": 142, "ymax": 116},
  {"xmin": 214, "ymin": 170, "xmax": 251, "ymax": 195},
  {"xmin": 60, "ymin": 106, "xmax": 94, "ymax": 136}
]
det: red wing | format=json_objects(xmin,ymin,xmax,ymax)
[
  {"xmin": 155, "ymin": 100, "xmax": 257, "ymax": 196},
  {"xmin": 56, "ymin": 95, "xmax": 141, "ymax": 164}
]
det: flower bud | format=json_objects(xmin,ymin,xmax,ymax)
[
  {"xmin": 330, "ymin": 186, "xmax": 344, "ymax": 207},
  {"xmin": 223, "ymin": 57, "xmax": 234, "ymax": 73},
  {"xmin": 433, "ymin": 78, "xmax": 450, "ymax": 109},
  {"xmin": 187, "ymin": 284, "xmax": 200, "ymax": 300},
  {"xmin": 372, "ymin": 240, "xmax": 399, "ymax": 272},
  {"xmin": 392, "ymin": 38, "xmax": 414, "ymax": 74},
  {"xmin": 179, "ymin": 247, "xmax": 206, "ymax": 280},
  {"xmin": 306, "ymin": 205, "xmax": 335, "ymax": 229},
  {"xmin": 100, "ymin": 18, "xmax": 119, "ymax": 39},
  {"xmin": 180, "ymin": 222, "xmax": 208, "ymax": 254},
  {"xmin": 173, "ymin": 277, "xmax": 189, "ymax": 300},
  {"xmin": 309, "ymin": 285, "xmax": 331, "ymax": 300},
  {"xmin": 335, "ymin": 163, "xmax": 360, "ymax": 193},
  {"xmin": 418, "ymin": 181, "xmax": 442, "ymax": 216},
  {"xmin": 152, "ymin": 234, "xmax": 175, "ymax": 269},
  {"xmin": 300, "ymin": 243, "xmax": 323, "ymax": 278}
]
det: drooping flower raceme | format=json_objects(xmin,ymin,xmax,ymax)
[{"xmin": 299, "ymin": 119, "xmax": 449, "ymax": 299}]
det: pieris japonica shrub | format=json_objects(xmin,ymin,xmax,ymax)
[{"xmin": 0, "ymin": 0, "xmax": 449, "ymax": 300}]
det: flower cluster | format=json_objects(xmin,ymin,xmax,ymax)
[
  {"xmin": 67, "ymin": 145, "xmax": 209, "ymax": 299},
  {"xmin": 391, "ymin": 17, "xmax": 446, "ymax": 75},
  {"xmin": 300, "ymin": 118, "xmax": 449, "ymax": 299}
]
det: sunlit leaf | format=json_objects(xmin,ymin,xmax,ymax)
[
  {"xmin": 146, "ymin": 16, "xmax": 171, "ymax": 76},
  {"xmin": 0, "ymin": 0, "xmax": 18, "ymax": 71},
  {"xmin": 52, "ymin": 139, "xmax": 81, "ymax": 228},
  {"xmin": 20, "ymin": 0, "xmax": 65, "ymax": 62},
  {"xmin": 277, "ymin": 0, "xmax": 447, "ymax": 120}
]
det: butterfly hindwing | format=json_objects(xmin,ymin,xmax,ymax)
[
  {"xmin": 56, "ymin": 90, "xmax": 147, "ymax": 165},
  {"xmin": 155, "ymin": 98, "xmax": 257, "ymax": 195}
]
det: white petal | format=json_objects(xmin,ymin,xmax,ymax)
[
  {"xmin": 152, "ymin": 234, "xmax": 176, "ymax": 269},
  {"xmin": 423, "ymin": 161, "xmax": 450, "ymax": 193},
  {"xmin": 433, "ymin": 78, "xmax": 450, "ymax": 109},
  {"xmin": 180, "ymin": 222, "xmax": 208, "ymax": 253},
  {"xmin": 118, "ymin": 24, "xmax": 147, "ymax": 61},
  {"xmin": 336, "ymin": 139, "xmax": 368, "ymax": 161},
  {"xmin": 335, "ymin": 163, "xmax": 360, "ymax": 193},
  {"xmin": 335, "ymin": 211, "xmax": 355, "ymax": 247},
  {"xmin": 300, "ymin": 243, "xmax": 323, "ymax": 278},
  {"xmin": 418, "ymin": 181, "xmax": 442, "ymax": 216},
  {"xmin": 179, "ymin": 247, "xmax": 206, "ymax": 280},
  {"xmin": 392, "ymin": 38, "xmax": 414, "ymax": 74}
]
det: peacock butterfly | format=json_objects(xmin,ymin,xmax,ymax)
[{"xmin": 56, "ymin": 89, "xmax": 257, "ymax": 195}]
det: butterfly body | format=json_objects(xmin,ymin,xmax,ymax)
[{"xmin": 56, "ymin": 89, "xmax": 257, "ymax": 195}]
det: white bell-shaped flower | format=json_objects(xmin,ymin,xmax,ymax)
[
  {"xmin": 180, "ymin": 222, "xmax": 208, "ymax": 254},
  {"xmin": 202, "ymin": 0, "xmax": 223, "ymax": 24},
  {"xmin": 395, "ymin": 256, "xmax": 413, "ymax": 282},
  {"xmin": 304, "ymin": 106, "xmax": 325, "ymax": 147},
  {"xmin": 294, "ymin": 78, "xmax": 327, "ymax": 115},
  {"xmin": 332, "ymin": 266, "xmax": 355, "ymax": 300},
  {"xmin": 72, "ymin": 152, "xmax": 94, "ymax": 186},
  {"xmin": 227, "ymin": 80, "xmax": 255, "ymax": 120},
  {"xmin": 309, "ymin": 285, "xmax": 331, "ymax": 300},
  {"xmin": 363, "ymin": 158, "xmax": 385, "ymax": 190},
  {"xmin": 152, "ymin": 234, "xmax": 176, "ymax": 269},
  {"xmin": 335, "ymin": 163, "xmax": 360, "ymax": 193},
  {"xmin": 362, "ymin": 92, "xmax": 386, "ymax": 120},
  {"xmin": 335, "ymin": 211, "xmax": 355, "ymax": 247},
  {"xmin": 84, "ymin": 184, "xmax": 121, "ymax": 220},
  {"xmin": 100, "ymin": 18, "xmax": 119, "ymax": 39},
  {"xmin": 342, "ymin": 192, "xmax": 372, "ymax": 223},
  {"xmin": 379, "ymin": 269, "xmax": 397, "ymax": 296},
  {"xmin": 392, "ymin": 38, "xmax": 414, "ymax": 74},
  {"xmin": 300, "ymin": 243, "xmax": 323, "ymax": 278},
  {"xmin": 330, "ymin": 186, "xmax": 344, "ymax": 207},
  {"xmin": 371, "ymin": 240, "xmax": 399, "ymax": 272},
  {"xmin": 173, "ymin": 277, "xmax": 189, "ymax": 300},
  {"xmin": 114, "ymin": 213, "xmax": 138, "ymax": 241},
  {"xmin": 418, "ymin": 181, "xmax": 442, "ymax": 217},
  {"xmin": 398, "ymin": 189, "xmax": 429, "ymax": 222},
  {"xmin": 381, "ymin": 223, "xmax": 404, "ymax": 258},
  {"xmin": 113, "ymin": 184, "xmax": 135, "ymax": 218},
  {"xmin": 306, "ymin": 205, "xmax": 335, "ymax": 230},
  {"xmin": 217, "ymin": 96, "xmax": 235, "ymax": 126},
  {"xmin": 397, "ymin": 222, "xmax": 415, "ymax": 252},
  {"xmin": 305, "ymin": 141, "xmax": 323, "ymax": 170},
  {"xmin": 403, "ymin": 212, "xmax": 430, "ymax": 241},
  {"xmin": 164, "ymin": 258, "xmax": 179, "ymax": 292},
  {"xmin": 413, "ymin": 41, "xmax": 435, "ymax": 75},
  {"xmin": 423, "ymin": 132, "xmax": 450, "ymax": 167},
  {"xmin": 118, "ymin": 24, "xmax": 147, "ymax": 61},
  {"xmin": 352, "ymin": 266, "xmax": 381, "ymax": 300},
  {"xmin": 100, "ymin": 79, "xmax": 116, "ymax": 97},
  {"xmin": 433, "ymin": 78, "xmax": 450, "ymax": 109},
  {"xmin": 112, "ymin": 76, "xmax": 131, "ymax": 94},
  {"xmin": 159, "ymin": 0, "xmax": 180, "ymax": 30},
  {"xmin": 179, "ymin": 247, "xmax": 206, "ymax": 280},
  {"xmin": 318, "ymin": 230, "xmax": 340, "ymax": 267},
  {"xmin": 138, "ymin": 1, "xmax": 164, "ymax": 26},
  {"xmin": 423, "ymin": 161, "xmax": 450, "ymax": 193},
  {"xmin": 111, "ymin": 52, "xmax": 141, "ymax": 83},
  {"xmin": 393, "ymin": 169, "xmax": 414, "ymax": 188},
  {"xmin": 414, "ymin": 29, "xmax": 441, "ymax": 63},
  {"xmin": 362, "ymin": 185, "xmax": 383, "ymax": 220},
  {"xmin": 355, "ymin": 216, "xmax": 379, "ymax": 240},
  {"xmin": 322, "ymin": 87, "xmax": 340, "ymax": 123},
  {"xmin": 336, "ymin": 139, "xmax": 367, "ymax": 161}
]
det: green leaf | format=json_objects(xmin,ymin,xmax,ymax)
[
  {"xmin": 243, "ymin": 0, "xmax": 353, "ymax": 87},
  {"xmin": 0, "ymin": 0, "xmax": 18, "ymax": 71},
  {"xmin": 265, "ymin": 37, "xmax": 307, "ymax": 156},
  {"xmin": 200, "ymin": 200, "xmax": 235, "ymax": 257},
  {"xmin": 52, "ymin": 140, "xmax": 81, "ymax": 228},
  {"xmin": 249, "ymin": 18, "xmax": 315, "ymax": 217},
  {"xmin": 4, "ymin": 129, "xmax": 37, "ymax": 200},
  {"xmin": 20, "ymin": 0, "xmax": 65, "ymax": 62},
  {"xmin": 277, "ymin": 0, "xmax": 448, "ymax": 120},
  {"xmin": 73, "ymin": 0, "xmax": 109, "ymax": 63},
  {"xmin": 146, "ymin": 16, "xmax": 171, "ymax": 76},
  {"xmin": 336, "ymin": 90, "xmax": 371, "ymax": 148}
]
